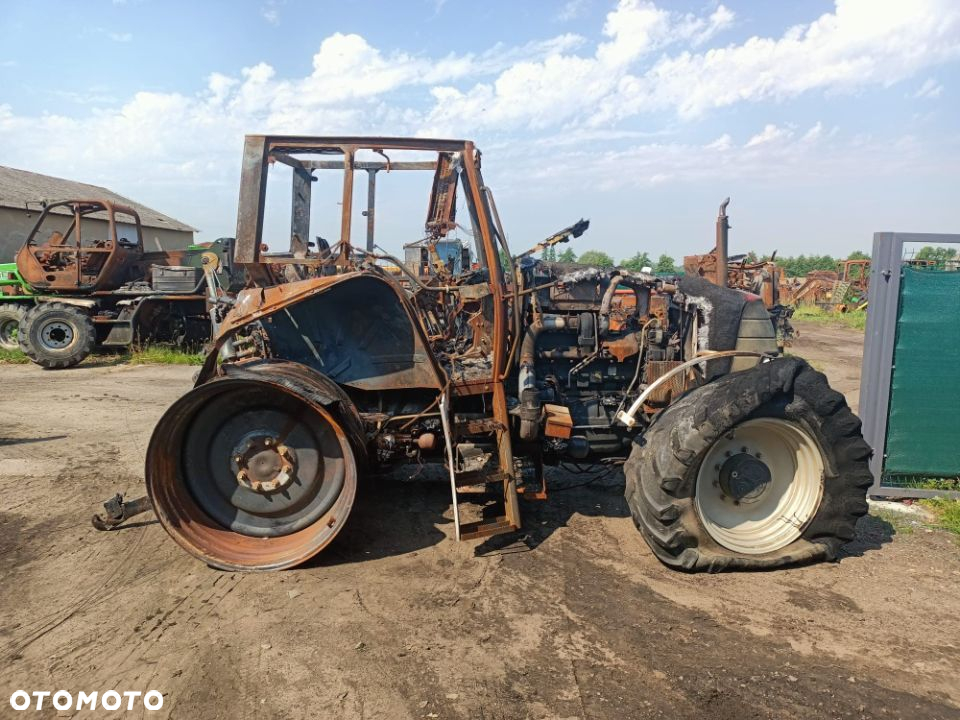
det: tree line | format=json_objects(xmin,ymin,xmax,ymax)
[
  {"xmin": 539, "ymin": 246, "xmax": 957, "ymax": 277},
  {"xmin": 541, "ymin": 245, "xmax": 678, "ymax": 273}
]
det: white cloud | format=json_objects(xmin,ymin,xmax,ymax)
[
  {"xmin": 595, "ymin": 0, "xmax": 960, "ymax": 122},
  {"xmin": 745, "ymin": 124, "xmax": 791, "ymax": 148},
  {"xmin": 427, "ymin": 0, "xmax": 960, "ymax": 133},
  {"xmin": 422, "ymin": 1, "xmax": 735, "ymax": 134},
  {"xmin": 261, "ymin": 0, "xmax": 283, "ymax": 25},
  {"xmin": 672, "ymin": 4, "xmax": 736, "ymax": 48},
  {"xmin": 801, "ymin": 121, "xmax": 828, "ymax": 142},
  {"xmin": 704, "ymin": 133, "xmax": 732, "ymax": 151},
  {"xmin": 914, "ymin": 77, "xmax": 943, "ymax": 98},
  {"xmin": 0, "ymin": 0, "xmax": 956, "ymax": 239},
  {"xmin": 108, "ymin": 31, "xmax": 133, "ymax": 42},
  {"xmin": 557, "ymin": 0, "xmax": 588, "ymax": 22},
  {"xmin": 497, "ymin": 121, "xmax": 931, "ymax": 196}
]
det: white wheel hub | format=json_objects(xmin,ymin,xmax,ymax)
[
  {"xmin": 695, "ymin": 418, "xmax": 824, "ymax": 555},
  {"xmin": 40, "ymin": 320, "xmax": 75, "ymax": 350}
]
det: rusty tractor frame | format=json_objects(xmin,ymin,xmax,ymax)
[{"xmin": 127, "ymin": 135, "xmax": 872, "ymax": 574}]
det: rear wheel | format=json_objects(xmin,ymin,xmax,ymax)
[
  {"xmin": 624, "ymin": 356, "xmax": 872, "ymax": 572},
  {"xmin": 146, "ymin": 365, "xmax": 360, "ymax": 571},
  {"xmin": 19, "ymin": 302, "xmax": 95, "ymax": 368},
  {"xmin": 0, "ymin": 304, "xmax": 27, "ymax": 350}
]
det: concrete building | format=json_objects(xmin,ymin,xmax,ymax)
[{"xmin": 0, "ymin": 165, "xmax": 196, "ymax": 261}]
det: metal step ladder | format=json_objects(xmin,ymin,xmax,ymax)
[{"xmin": 439, "ymin": 393, "xmax": 520, "ymax": 541}]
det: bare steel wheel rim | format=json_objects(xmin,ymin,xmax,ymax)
[
  {"xmin": 695, "ymin": 418, "xmax": 824, "ymax": 555},
  {"xmin": 39, "ymin": 319, "xmax": 75, "ymax": 350},
  {"xmin": 146, "ymin": 376, "xmax": 358, "ymax": 571}
]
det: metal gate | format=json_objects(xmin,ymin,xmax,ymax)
[{"xmin": 860, "ymin": 232, "xmax": 960, "ymax": 499}]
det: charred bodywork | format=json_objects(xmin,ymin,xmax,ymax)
[
  {"xmin": 140, "ymin": 136, "xmax": 871, "ymax": 573},
  {"xmin": 8, "ymin": 200, "xmax": 236, "ymax": 367}
]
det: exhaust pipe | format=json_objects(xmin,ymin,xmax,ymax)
[{"xmin": 716, "ymin": 197, "xmax": 730, "ymax": 287}]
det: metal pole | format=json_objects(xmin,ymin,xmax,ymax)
[
  {"xmin": 338, "ymin": 148, "xmax": 355, "ymax": 265},
  {"xmin": 364, "ymin": 169, "xmax": 377, "ymax": 252}
]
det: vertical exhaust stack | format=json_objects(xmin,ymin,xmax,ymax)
[{"xmin": 716, "ymin": 197, "xmax": 730, "ymax": 287}]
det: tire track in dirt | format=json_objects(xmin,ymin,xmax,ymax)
[{"xmin": 2, "ymin": 345, "xmax": 959, "ymax": 719}]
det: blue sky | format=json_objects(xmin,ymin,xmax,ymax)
[{"xmin": 1, "ymin": 0, "xmax": 958, "ymax": 260}]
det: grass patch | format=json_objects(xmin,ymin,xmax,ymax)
[
  {"xmin": 125, "ymin": 346, "xmax": 205, "ymax": 366},
  {"xmin": 0, "ymin": 348, "xmax": 29, "ymax": 364},
  {"xmin": 792, "ymin": 304, "xmax": 867, "ymax": 331},
  {"xmin": 919, "ymin": 497, "xmax": 960, "ymax": 536},
  {"xmin": 0, "ymin": 345, "xmax": 204, "ymax": 366},
  {"xmin": 867, "ymin": 508, "xmax": 916, "ymax": 535}
]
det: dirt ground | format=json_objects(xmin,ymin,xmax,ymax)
[{"xmin": 1, "ymin": 321, "xmax": 958, "ymax": 720}]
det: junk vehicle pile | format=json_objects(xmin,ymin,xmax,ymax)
[
  {"xmin": 783, "ymin": 258, "xmax": 871, "ymax": 312},
  {"xmin": 97, "ymin": 136, "xmax": 872, "ymax": 574},
  {"xmin": 0, "ymin": 199, "xmax": 238, "ymax": 368}
]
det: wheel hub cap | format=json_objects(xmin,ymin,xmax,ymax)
[
  {"xmin": 718, "ymin": 452, "xmax": 771, "ymax": 504},
  {"xmin": 233, "ymin": 435, "xmax": 297, "ymax": 493},
  {"xmin": 41, "ymin": 320, "xmax": 74, "ymax": 349}
]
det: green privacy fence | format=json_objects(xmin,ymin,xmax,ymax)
[
  {"xmin": 883, "ymin": 268, "xmax": 960, "ymax": 480},
  {"xmin": 861, "ymin": 233, "xmax": 960, "ymax": 499}
]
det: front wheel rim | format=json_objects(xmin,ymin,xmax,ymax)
[
  {"xmin": 695, "ymin": 418, "xmax": 824, "ymax": 555},
  {"xmin": 146, "ymin": 376, "xmax": 358, "ymax": 571},
  {"xmin": 39, "ymin": 319, "xmax": 76, "ymax": 350}
]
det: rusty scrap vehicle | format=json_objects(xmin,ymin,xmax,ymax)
[
  {"xmin": 135, "ymin": 136, "xmax": 871, "ymax": 573},
  {"xmin": 4, "ymin": 199, "xmax": 235, "ymax": 367},
  {"xmin": 783, "ymin": 258, "xmax": 871, "ymax": 311}
]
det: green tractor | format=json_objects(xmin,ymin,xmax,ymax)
[{"xmin": 0, "ymin": 261, "xmax": 32, "ymax": 351}]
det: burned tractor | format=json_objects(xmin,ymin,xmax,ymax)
[
  {"xmin": 137, "ymin": 136, "xmax": 871, "ymax": 573},
  {"xmin": 3, "ymin": 200, "xmax": 236, "ymax": 368}
]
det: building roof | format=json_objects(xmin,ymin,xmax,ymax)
[{"xmin": 0, "ymin": 165, "xmax": 197, "ymax": 233}]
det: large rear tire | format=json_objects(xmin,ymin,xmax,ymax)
[
  {"xmin": 18, "ymin": 302, "xmax": 95, "ymax": 368},
  {"xmin": 624, "ymin": 356, "xmax": 872, "ymax": 572},
  {"xmin": 146, "ymin": 363, "xmax": 362, "ymax": 571},
  {"xmin": 0, "ymin": 304, "xmax": 27, "ymax": 350}
]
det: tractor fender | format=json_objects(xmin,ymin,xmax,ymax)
[
  {"xmin": 677, "ymin": 276, "xmax": 777, "ymax": 378},
  {"xmin": 203, "ymin": 272, "xmax": 446, "ymax": 392}
]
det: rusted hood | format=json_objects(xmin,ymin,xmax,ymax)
[{"xmin": 218, "ymin": 271, "xmax": 364, "ymax": 339}]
